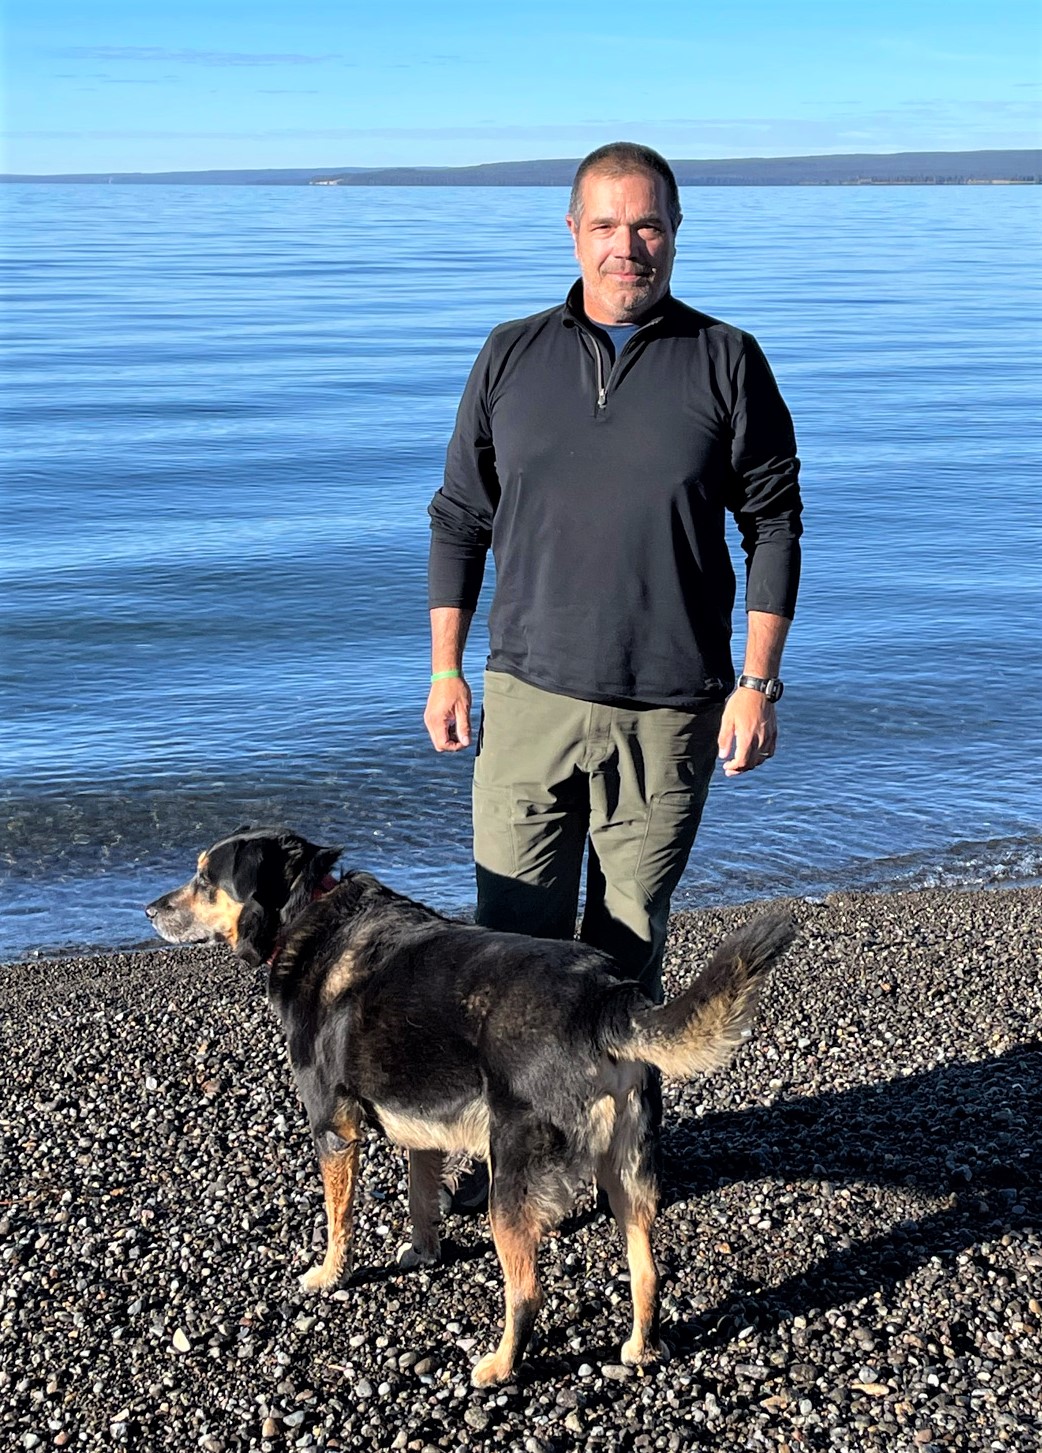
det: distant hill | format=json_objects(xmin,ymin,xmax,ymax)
[
  {"xmin": 4, "ymin": 150, "xmax": 1039, "ymax": 186},
  {"xmin": 0, "ymin": 166, "xmax": 375, "ymax": 186},
  {"xmin": 311, "ymin": 151, "xmax": 1041, "ymax": 187}
]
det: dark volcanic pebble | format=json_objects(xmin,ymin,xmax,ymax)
[{"xmin": 2, "ymin": 886, "xmax": 1040, "ymax": 1451}]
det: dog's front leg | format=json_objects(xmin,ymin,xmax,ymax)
[
  {"xmin": 300, "ymin": 1114, "xmax": 363, "ymax": 1292},
  {"xmin": 396, "ymin": 1149, "xmax": 443, "ymax": 1270}
]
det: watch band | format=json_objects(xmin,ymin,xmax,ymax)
[{"xmin": 738, "ymin": 674, "xmax": 784, "ymax": 702}]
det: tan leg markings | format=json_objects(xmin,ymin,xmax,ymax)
[
  {"xmin": 620, "ymin": 1206, "xmax": 660, "ymax": 1366},
  {"xmin": 597, "ymin": 1157, "xmax": 661, "ymax": 1367},
  {"xmin": 472, "ymin": 1210, "xmax": 545, "ymax": 1387},
  {"xmin": 300, "ymin": 1116, "xmax": 362, "ymax": 1292},
  {"xmin": 396, "ymin": 1149, "xmax": 444, "ymax": 1270}
]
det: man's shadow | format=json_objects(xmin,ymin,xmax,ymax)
[{"xmin": 651, "ymin": 1040, "xmax": 1040, "ymax": 1352}]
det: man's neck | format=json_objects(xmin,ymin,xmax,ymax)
[{"xmin": 580, "ymin": 293, "xmax": 666, "ymax": 329}]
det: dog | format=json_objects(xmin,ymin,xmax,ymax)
[{"xmin": 146, "ymin": 827, "xmax": 793, "ymax": 1386}]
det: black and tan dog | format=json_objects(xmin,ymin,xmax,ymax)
[{"xmin": 147, "ymin": 827, "xmax": 793, "ymax": 1386}]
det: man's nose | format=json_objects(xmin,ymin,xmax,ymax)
[{"xmin": 613, "ymin": 225, "xmax": 643, "ymax": 255}]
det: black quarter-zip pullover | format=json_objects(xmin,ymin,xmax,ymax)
[{"xmin": 428, "ymin": 281, "xmax": 803, "ymax": 710}]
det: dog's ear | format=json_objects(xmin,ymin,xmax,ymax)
[
  {"xmin": 279, "ymin": 842, "xmax": 343, "ymax": 925},
  {"xmin": 235, "ymin": 895, "xmax": 278, "ymax": 967},
  {"xmin": 313, "ymin": 845, "xmax": 343, "ymax": 880}
]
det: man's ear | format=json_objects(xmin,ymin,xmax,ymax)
[{"xmin": 235, "ymin": 895, "xmax": 278, "ymax": 967}]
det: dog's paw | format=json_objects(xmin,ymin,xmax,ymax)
[
  {"xmin": 298, "ymin": 1259, "xmax": 349, "ymax": 1294},
  {"xmin": 395, "ymin": 1241, "xmax": 440, "ymax": 1271},
  {"xmin": 621, "ymin": 1335, "xmax": 670, "ymax": 1368},
  {"xmin": 471, "ymin": 1351, "xmax": 512, "ymax": 1388}
]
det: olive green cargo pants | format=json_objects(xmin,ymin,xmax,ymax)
[{"xmin": 473, "ymin": 671, "xmax": 722, "ymax": 1003}]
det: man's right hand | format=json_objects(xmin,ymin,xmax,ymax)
[{"xmin": 424, "ymin": 676, "xmax": 473, "ymax": 752}]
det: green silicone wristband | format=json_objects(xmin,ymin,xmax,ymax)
[{"xmin": 430, "ymin": 669, "xmax": 462, "ymax": 682}]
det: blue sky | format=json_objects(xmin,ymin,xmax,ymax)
[{"xmin": 4, "ymin": 0, "xmax": 1040, "ymax": 173}]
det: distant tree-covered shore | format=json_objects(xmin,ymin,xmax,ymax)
[{"xmin": 4, "ymin": 150, "xmax": 1039, "ymax": 187}]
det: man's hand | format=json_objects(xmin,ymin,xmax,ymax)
[
  {"xmin": 718, "ymin": 687, "xmax": 777, "ymax": 777},
  {"xmin": 424, "ymin": 675, "xmax": 473, "ymax": 752}
]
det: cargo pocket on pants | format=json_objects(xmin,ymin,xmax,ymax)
[
  {"xmin": 633, "ymin": 789, "xmax": 710, "ymax": 903},
  {"xmin": 473, "ymin": 783, "xmax": 519, "ymax": 878}
]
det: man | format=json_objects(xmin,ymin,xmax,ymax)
[{"xmin": 424, "ymin": 141, "xmax": 802, "ymax": 1004}]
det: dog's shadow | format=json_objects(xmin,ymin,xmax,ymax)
[
  {"xmin": 653, "ymin": 1041, "xmax": 1040, "ymax": 1353},
  {"xmin": 349, "ymin": 1044, "xmax": 1038, "ymax": 1378}
]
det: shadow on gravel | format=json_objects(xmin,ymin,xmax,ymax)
[
  {"xmin": 661, "ymin": 1042, "xmax": 1041, "ymax": 1351},
  {"xmin": 348, "ymin": 1238, "xmax": 491, "ymax": 1286}
]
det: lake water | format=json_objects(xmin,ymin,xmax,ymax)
[{"xmin": 2, "ymin": 183, "xmax": 1040, "ymax": 958}]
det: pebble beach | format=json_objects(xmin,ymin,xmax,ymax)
[{"xmin": 2, "ymin": 885, "xmax": 1040, "ymax": 1452}]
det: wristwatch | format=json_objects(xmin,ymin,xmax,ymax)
[{"xmin": 737, "ymin": 674, "xmax": 784, "ymax": 702}]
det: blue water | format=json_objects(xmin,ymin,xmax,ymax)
[{"xmin": 2, "ymin": 183, "xmax": 1041, "ymax": 958}]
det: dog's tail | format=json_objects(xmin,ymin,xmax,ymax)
[{"xmin": 611, "ymin": 914, "xmax": 795, "ymax": 1078}]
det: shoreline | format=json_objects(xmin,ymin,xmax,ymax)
[
  {"xmin": 3, "ymin": 883, "xmax": 1040, "ymax": 1450},
  {"xmin": 6, "ymin": 869, "xmax": 1042, "ymax": 969}
]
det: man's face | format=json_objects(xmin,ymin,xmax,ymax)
[{"xmin": 566, "ymin": 169, "xmax": 677, "ymax": 325}]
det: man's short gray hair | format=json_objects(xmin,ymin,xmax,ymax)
[{"xmin": 569, "ymin": 142, "xmax": 683, "ymax": 231}]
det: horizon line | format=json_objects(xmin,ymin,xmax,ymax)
[{"xmin": 5, "ymin": 145, "xmax": 1041, "ymax": 182}]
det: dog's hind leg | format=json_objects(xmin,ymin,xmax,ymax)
[
  {"xmin": 600, "ymin": 1167, "xmax": 660, "ymax": 1366},
  {"xmin": 472, "ymin": 1128, "xmax": 573, "ymax": 1387},
  {"xmin": 299, "ymin": 1111, "xmax": 363, "ymax": 1293},
  {"xmin": 396, "ymin": 1150, "xmax": 443, "ymax": 1270},
  {"xmin": 597, "ymin": 1091, "xmax": 662, "ymax": 1366},
  {"xmin": 472, "ymin": 1202, "xmax": 545, "ymax": 1387}
]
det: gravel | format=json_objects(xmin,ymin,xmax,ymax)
[{"xmin": 2, "ymin": 885, "xmax": 1040, "ymax": 1451}]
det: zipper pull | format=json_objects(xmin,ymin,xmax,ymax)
[{"xmin": 597, "ymin": 386, "xmax": 607, "ymax": 409}]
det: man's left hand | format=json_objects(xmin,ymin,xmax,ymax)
[{"xmin": 718, "ymin": 687, "xmax": 777, "ymax": 777}]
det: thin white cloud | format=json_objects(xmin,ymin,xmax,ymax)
[
  {"xmin": 49, "ymin": 45, "xmax": 466, "ymax": 69},
  {"xmin": 53, "ymin": 46, "xmax": 347, "ymax": 68}
]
